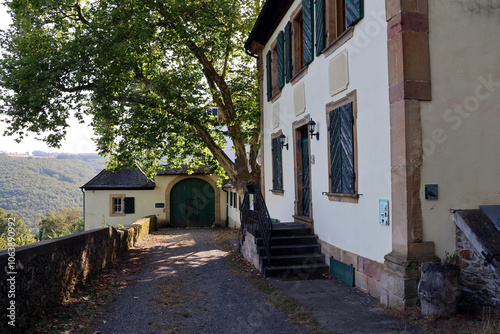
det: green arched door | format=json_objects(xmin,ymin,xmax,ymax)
[{"xmin": 170, "ymin": 178, "xmax": 215, "ymax": 227}]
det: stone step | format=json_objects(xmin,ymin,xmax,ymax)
[
  {"xmin": 256, "ymin": 235, "xmax": 319, "ymax": 247},
  {"xmin": 263, "ymin": 263, "xmax": 330, "ymax": 278},
  {"xmin": 261, "ymin": 253, "xmax": 326, "ymax": 267},
  {"xmin": 252, "ymin": 222, "xmax": 312, "ymax": 238},
  {"xmin": 258, "ymin": 244, "xmax": 321, "ymax": 256}
]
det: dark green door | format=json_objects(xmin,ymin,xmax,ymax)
[
  {"xmin": 170, "ymin": 178, "xmax": 215, "ymax": 227},
  {"xmin": 301, "ymin": 128, "xmax": 311, "ymax": 216}
]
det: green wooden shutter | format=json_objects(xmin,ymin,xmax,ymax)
[
  {"xmin": 230, "ymin": 191, "xmax": 233, "ymax": 206},
  {"xmin": 340, "ymin": 102, "xmax": 355, "ymax": 193},
  {"xmin": 272, "ymin": 137, "xmax": 283, "ymax": 190},
  {"xmin": 124, "ymin": 197, "xmax": 135, "ymax": 214},
  {"xmin": 277, "ymin": 31, "xmax": 285, "ymax": 89},
  {"xmin": 315, "ymin": 0, "xmax": 325, "ymax": 56},
  {"xmin": 329, "ymin": 108, "xmax": 342, "ymax": 193},
  {"xmin": 302, "ymin": 0, "xmax": 314, "ymax": 65},
  {"xmin": 266, "ymin": 50, "xmax": 272, "ymax": 101},
  {"xmin": 329, "ymin": 103, "xmax": 355, "ymax": 194},
  {"xmin": 346, "ymin": 0, "xmax": 364, "ymax": 27},
  {"xmin": 285, "ymin": 21, "xmax": 292, "ymax": 83}
]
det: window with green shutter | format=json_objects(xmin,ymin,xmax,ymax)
[
  {"xmin": 317, "ymin": 0, "xmax": 364, "ymax": 54},
  {"xmin": 326, "ymin": 91, "xmax": 358, "ymax": 200},
  {"xmin": 345, "ymin": 0, "xmax": 364, "ymax": 27},
  {"xmin": 266, "ymin": 50, "xmax": 272, "ymax": 101},
  {"xmin": 329, "ymin": 103, "xmax": 354, "ymax": 193},
  {"xmin": 315, "ymin": 0, "xmax": 325, "ymax": 55},
  {"xmin": 267, "ymin": 34, "xmax": 286, "ymax": 100},
  {"xmin": 271, "ymin": 136, "xmax": 283, "ymax": 191},
  {"xmin": 124, "ymin": 197, "xmax": 135, "ymax": 214},
  {"xmin": 302, "ymin": 0, "xmax": 314, "ymax": 65},
  {"xmin": 291, "ymin": 9, "xmax": 304, "ymax": 77},
  {"xmin": 112, "ymin": 197, "xmax": 123, "ymax": 214},
  {"xmin": 284, "ymin": 22, "xmax": 292, "ymax": 83},
  {"xmin": 277, "ymin": 31, "xmax": 285, "ymax": 89}
]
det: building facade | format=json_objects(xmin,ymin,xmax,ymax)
[
  {"xmin": 245, "ymin": 0, "xmax": 500, "ymax": 309},
  {"xmin": 82, "ymin": 166, "xmax": 236, "ymax": 231}
]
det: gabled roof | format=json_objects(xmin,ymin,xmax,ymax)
[
  {"xmin": 81, "ymin": 167, "xmax": 156, "ymax": 190},
  {"xmin": 245, "ymin": 0, "xmax": 294, "ymax": 54},
  {"xmin": 156, "ymin": 165, "xmax": 212, "ymax": 175}
]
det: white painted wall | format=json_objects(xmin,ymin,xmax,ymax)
[
  {"xmin": 261, "ymin": 0, "xmax": 392, "ymax": 263},
  {"xmin": 227, "ymin": 189, "xmax": 242, "ymax": 229},
  {"xmin": 420, "ymin": 0, "xmax": 500, "ymax": 258},
  {"xmin": 84, "ymin": 174, "xmax": 228, "ymax": 231}
]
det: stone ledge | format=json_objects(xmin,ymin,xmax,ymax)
[{"xmin": 0, "ymin": 215, "xmax": 157, "ymax": 330}]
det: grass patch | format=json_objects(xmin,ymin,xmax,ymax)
[{"xmin": 386, "ymin": 305, "xmax": 500, "ymax": 334}]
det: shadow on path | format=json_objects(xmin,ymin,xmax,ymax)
[{"xmin": 90, "ymin": 228, "xmax": 309, "ymax": 334}]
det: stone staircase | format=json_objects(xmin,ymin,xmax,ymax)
[{"xmin": 254, "ymin": 222, "xmax": 329, "ymax": 278}]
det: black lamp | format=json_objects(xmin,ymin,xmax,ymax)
[
  {"xmin": 277, "ymin": 133, "xmax": 288, "ymax": 150},
  {"xmin": 307, "ymin": 119, "xmax": 319, "ymax": 140}
]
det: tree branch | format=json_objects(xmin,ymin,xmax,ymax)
[
  {"xmin": 193, "ymin": 123, "xmax": 237, "ymax": 181},
  {"xmin": 72, "ymin": 2, "xmax": 92, "ymax": 28},
  {"xmin": 55, "ymin": 83, "xmax": 95, "ymax": 93}
]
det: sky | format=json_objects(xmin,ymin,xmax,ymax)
[{"xmin": 0, "ymin": 4, "xmax": 97, "ymax": 154}]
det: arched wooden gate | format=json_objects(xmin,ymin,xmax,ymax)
[{"xmin": 170, "ymin": 178, "xmax": 215, "ymax": 227}]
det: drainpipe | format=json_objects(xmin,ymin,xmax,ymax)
[
  {"xmin": 222, "ymin": 187, "xmax": 229, "ymax": 227},
  {"xmin": 80, "ymin": 187, "xmax": 85, "ymax": 231}
]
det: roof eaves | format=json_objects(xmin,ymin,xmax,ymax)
[
  {"xmin": 82, "ymin": 185, "xmax": 156, "ymax": 191},
  {"xmin": 245, "ymin": 0, "xmax": 295, "ymax": 55}
]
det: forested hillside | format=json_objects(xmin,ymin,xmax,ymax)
[{"xmin": 0, "ymin": 153, "xmax": 105, "ymax": 229}]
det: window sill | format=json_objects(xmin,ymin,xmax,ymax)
[
  {"xmin": 110, "ymin": 213, "xmax": 126, "ymax": 217},
  {"xmin": 290, "ymin": 66, "xmax": 308, "ymax": 86},
  {"xmin": 325, "ymin": 192, "xmax": 359, "ymax": 203},
  {"xmin": 270, "ymin": 189, "xmax": 284, "ymax": 196},
  {"xmin": 270, "ymin": 90, "xmax": 282, "ymax": 103},
  {"xmin": 322, "ymin": 27, "xmax": 354, "ymax": 58}
]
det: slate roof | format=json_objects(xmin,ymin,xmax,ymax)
[
  {"xmin": 81, "ymin": 167, "xmax": 156, "ymax": 190},
  {"xmin": 156, "ymin": 165, "xmax": 212, "ymax": 175},
  {"xmin": 82, "ymin": 164, "xmax": 213, "ymax": 190}
]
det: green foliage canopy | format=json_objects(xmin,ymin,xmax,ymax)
[
  {"xmin": 0, "ymin": 0, "xmax": 263, "ymax": 182},
  {"xmin": 38, "ymin": 207, "xmax": 83, "ymax": 240},
  {"xmin": 0, "ymin": 208, "xmax": 37, "ymax": 250},
  {"xmin": 0, "ymin": 153, "xmax": 104, "ymax": 228}
]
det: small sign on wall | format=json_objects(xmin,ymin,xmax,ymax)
[
  {"xmin": 379, "ymin": 199, "xmax": 389, "ymax": 226},
  {"xmin": 155, "ymin": 203, "xmax": 165, "ymax": 208}
]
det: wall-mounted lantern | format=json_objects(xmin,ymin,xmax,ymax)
[
  {"xmin": 277, "ymin": 133, "xmax": 288, "ymax": 150},
  {"xmin": 307, "ymin": 119, "xmax": 319, "ymax": 140}
]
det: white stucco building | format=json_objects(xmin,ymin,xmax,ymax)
[
  {"xmin": 82, "ymin": 166, "xmax": 243, "ymax": 231},
  {"xmin": 245, "ymin": 0, "xmax": 500, "ymax": 310}
]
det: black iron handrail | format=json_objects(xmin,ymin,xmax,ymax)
[{"xmin": 240, "ymin": 184, "xmax": 273, "ymax": 262}]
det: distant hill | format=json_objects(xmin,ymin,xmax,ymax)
[{"xmin": 0, "ymin": 153, "xmax": 106, "ymax": 230}]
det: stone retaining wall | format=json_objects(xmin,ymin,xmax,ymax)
[
  {"xmin": 456, "ymin": 227, "xmax": 500, "ymax": 313},
  {"xmin": 0, "ymin": 215, "xmax": 157, "ymax": 332},
  {"xmin": 240, "ymin": 231, "xmax": 260, "ymax": 270}
]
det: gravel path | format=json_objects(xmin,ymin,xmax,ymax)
[{"xmin": 90, "ymin": 228, "xmax": 310, "ymax": 334}]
